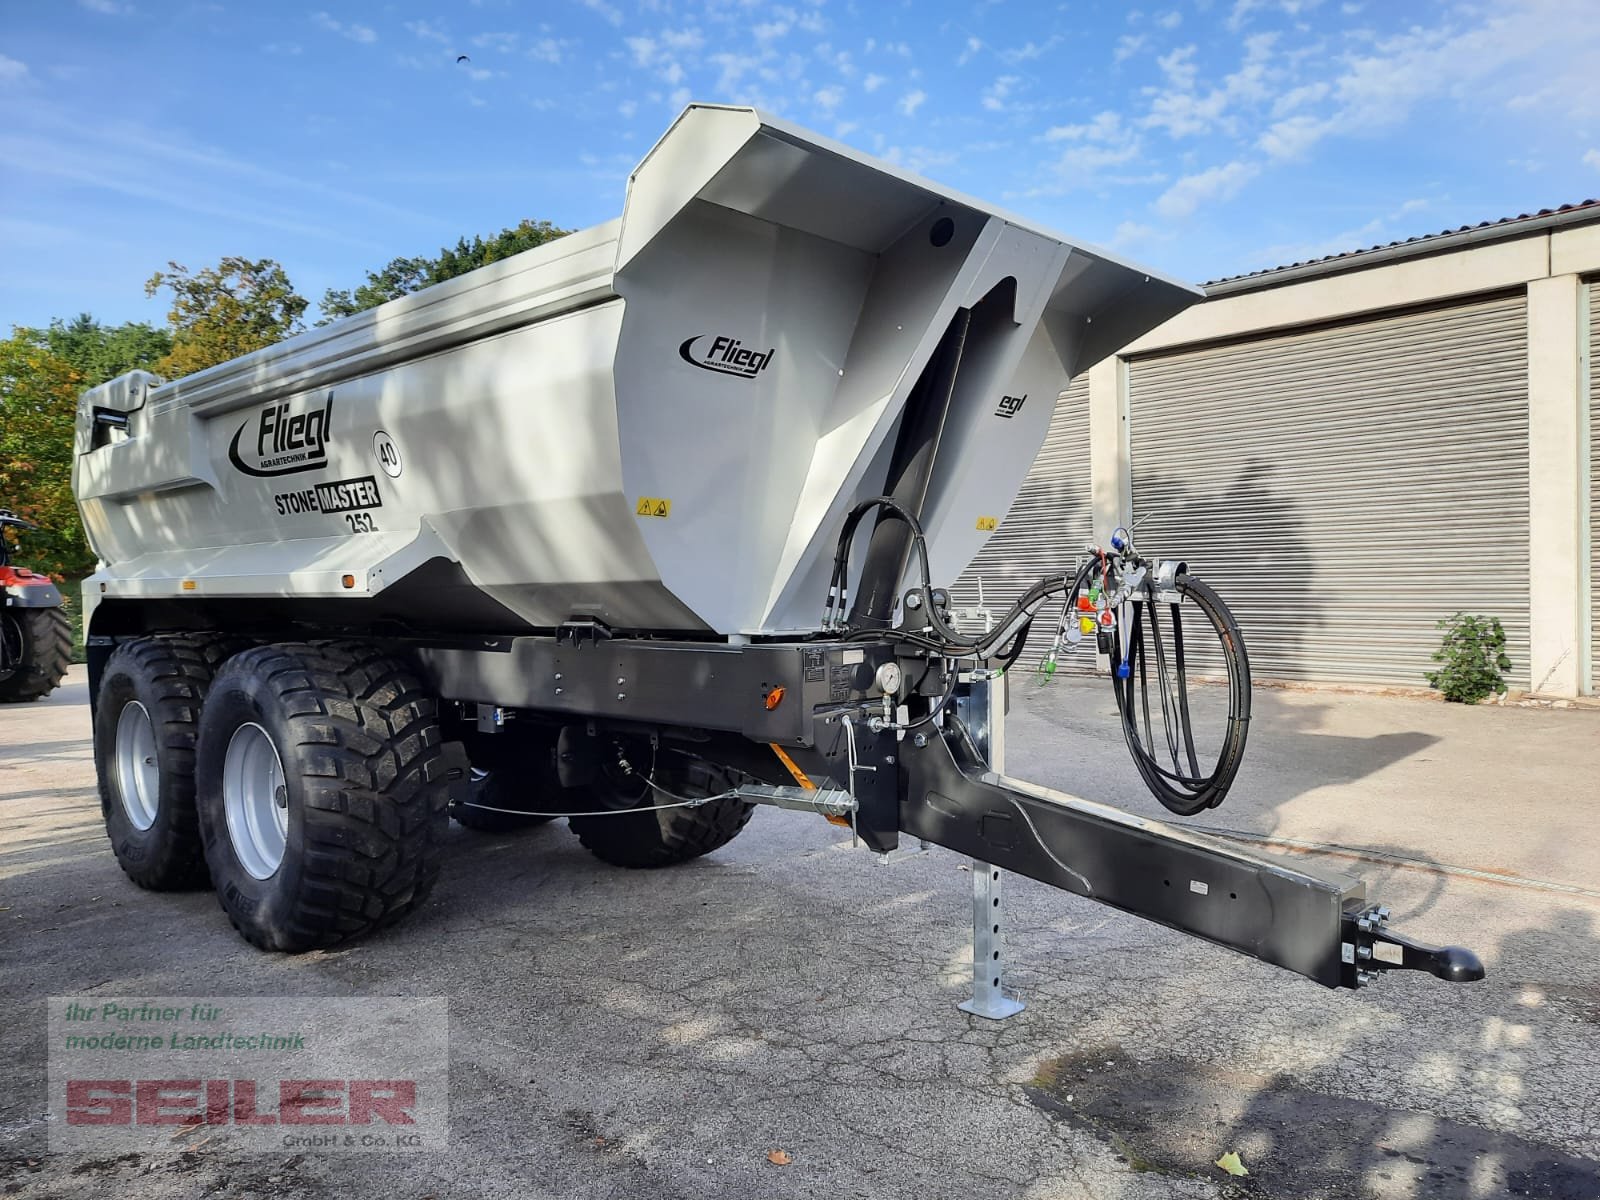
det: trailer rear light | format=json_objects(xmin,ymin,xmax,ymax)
[{"xmin": 341, "ymin": 575, "xmax": 356, "ymax": 589}]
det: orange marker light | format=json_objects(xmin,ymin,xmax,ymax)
[
  {"xmin": 764, "ymin": 686, "xmax": 786, "ymax": 711},
  {"xmin": 341, "ymin": 574, "xmax": 357, "ymax": 589},
  {"xmin": 180, "ymin": 580, "xmax": 197, "ymax": 591}
]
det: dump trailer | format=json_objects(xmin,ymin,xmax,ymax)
[{"xmin": 73, "ymin": 105, "xmax": 1480, "ymax": 998}]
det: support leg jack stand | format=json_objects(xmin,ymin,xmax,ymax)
[
  {"xmin": 956, "ymin": 674, "xmax": 1024, "ymax": 1020},
  {"xmin": 959, "ymin": 858, "xmax": 1025, "ymax": 1020}
]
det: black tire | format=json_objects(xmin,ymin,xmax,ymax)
[
  {"xmin": 0, "ymin": 607, "xmax": 72, "ymax": 703},
  {"xmin": 95, "ymin": 633, "xmax": 249, "ymax": 890},
  {"xmin": 569, "ymin": 756, "xmax": 754, "ymax": 869},
  {"xmin": 195, "ymin": 641, "xmax": 450, "ymax": 952},
  {"xmin": 451, "ymin": 769, "xmax": 557, "ymax": 832}
]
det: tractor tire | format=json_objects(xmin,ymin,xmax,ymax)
[
  {"xmin": 451, "ymin": 769, "xmax": 557, "ymax": 832},
  {"xmin": 194, "ymin": 641, "xmax": 450, "ymax": 952},
  {"xmin": 569, "ymin": 756, "xmax": 753, "ymax": 869},
  {"xmin": 95, "ymin": 632, "xmax": 249, "ymax": 890},
  {"xmin": 0, "ymin": 607, "xmax": 72, "ymax": 703}
]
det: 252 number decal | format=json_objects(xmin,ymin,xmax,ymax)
[{"xmin": 344, "ymin": 513, "xmax": 377, "ymax": 533}]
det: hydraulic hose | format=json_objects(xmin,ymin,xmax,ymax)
[{"xmin": 1109, "ymin": 573, "xmax": 1251, "ymax": 816}]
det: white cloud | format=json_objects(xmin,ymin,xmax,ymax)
[
  {"xmin": 406, "ymin": 20, "xmax": 449, "ymax": 44},
  {"xmin": 1154, "ymin": 160, "xmax": 1258, "ymax": 218},
  {"xmin": 1055, "ymin": 140, "xmax": 1143, "ymax": 176},
  {"xmin": 78, "ymin": 0, "xmax": 129, "ymax": 13},
  {"xmin": 711, "ymin": 51, "xmax": 761, "ymax": 94},
  {"xmin": 527, "ymin": 38, "xmax": 563, "ymax": 64},
  {"xmin": 472, "ymin": 31, "xmax": 520, "ymax": 52},
  {"xmin": 982, "ymin": 75, "xmax": 1020, "ymax": 112},
  {"xmin": 1156, "ymin": 45, "xmax": 1198, "ymax": 89},
  {"xmin": 826, "ymin": 45, "xmax": 858, "ymax": 78},
  {"xmin": 661, "ymin": 27, "xmax": 705, "ymax": 54},
  {"xmin": 0, "ymin": 53, "xmax": 29, "ymax": 84},
  {"xmin": 863, "ymin": 72, "xmax": 886, "ymax": 93},
  {"xmin": 1271, "ymin": 80, "xmax": 1329, "ymax": 117},
  {"xmin": 898, "ymin": 89, "xmax": 926, "ymax": 116},
  {"xmin": 1227, "ymin": 0, "xmax": 1319, "ymax": 29},
  {"xmin": 1227, "ymin": 0, "xmax": 1266, "ymax": 29},
  {"xmin": 1041, "ymin": 111, "xmax": 1146, "ymax": 184},
  {"xmin": 1257, "ymin": 113, "xmax": 1326, "ymax": 159},
  {"xmin": 1156, "ymin": 10, "xmax": 1183, "ymax": 28},
  {"xmin": 1114, "ymin": 35, "xmax": 1146, "ymax": 64},
  {"xmin": 1111, "ymin": 220, "xmax": 1161, "ymax": 249},
  {"xmin": 1140, "ymin": 40, "xmax": 1275, "ymax": 139},
  {"xmin": 881, "ymin": 145, "xmax": 957, "ymax": 173},
  {"xmin": 1585, "ymin": 149, "xmax": 1600, "ymax": 171},
  {"xmin": 581, "ymin": 0, "xmax": 623, "ymax": 25},
  {"xmin": 619, "ymin": 99, "xmax": 637, "ymax": 118},
  {"xmin": 625, "ymin": 36, "xmax": 657, "ymax": 67},
  {"xmin": 1045, "ymin": 111, "xmax": 1129, "ymax": 143},
  {"xmin": 813, "ymin": 85, "xmax": 844, "ymax": 113},
  {"xmin": 958, "ymin": 36, "xmax": 983, "ymax": 66},
  {"xmin": 312, "ymin": 12, "xmax": 377, "ymax": 44},
  {"xmin": 1000, "ymin": 37, "xmax": 1061, "ymax": 63},
  {"xmin": 1228, "ymin": 5, "xmax": 1600, "ymax": 164}
]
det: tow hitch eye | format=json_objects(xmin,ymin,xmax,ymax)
[{"xmin": 1344, "ymin": 904, "xmax": 1486, "ymax": 987}]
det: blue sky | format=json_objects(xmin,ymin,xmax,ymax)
[{"xmin": 2, "ymin": 0, "xmax": 1597, "ymax": 331}]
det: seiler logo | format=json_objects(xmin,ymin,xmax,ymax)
[
  {"xmin": 678, "ymin": 334, "xmax": 775, "ymax": 380},
  {"xmin": 228, "ymin": 392, "xmax": 334, "ymax": 477}
]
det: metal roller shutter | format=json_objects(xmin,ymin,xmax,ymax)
[
  {"xmin": 1128, "ymin": 292, "xmax": 1531, "ymax": 687},
  {"xmin": 1590, "ymin": 283, "xmax": 1599, "ymax": 694},
  {"xmin": 951, "ymin": 377, "xmax": 1091, "ymax": 664}
]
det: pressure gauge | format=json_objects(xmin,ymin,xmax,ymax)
[{"xmin": 875, "ymin": 661, "xmax": 904, "ymax": 697}]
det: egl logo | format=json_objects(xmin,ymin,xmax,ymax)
[{"xmin": 678, "ymin": 334, "xmax": 775, "ymax": 380}]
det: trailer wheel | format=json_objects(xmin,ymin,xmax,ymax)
[
  {"xmin": 451, "ymin": 769, "xmax": 556, "ymax": 832},
  {"xmin": 0, "ymin": 607, "xmax": 72, "ymax": 703},
  {"xmin": 569, "ymin": 756, "xmax": 753, "ymax": 869},
  {"xmin": 95, "ymin": 633, "xmax": 249, "ymax": 889},
  {"xmin": 194, "ymin": 641, "xmax": 450, "ymax": 951}
]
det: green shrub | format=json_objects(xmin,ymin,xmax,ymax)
[{"xmin": 1425, "ymin": 613, "xmax": 1512, "ymax": 703}]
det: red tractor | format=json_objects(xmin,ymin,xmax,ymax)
[{"xmin": 0, "ymin": 509, "xmax": 72, "ymax": 703}]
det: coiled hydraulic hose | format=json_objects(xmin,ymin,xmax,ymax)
[
  {"xmin": 825, "ymin": 501, "xmax": 1249, "ymax": 814},
  {"xmin": 1109, "ymin": 572, "xmax": 1251, "ymax": 815}
]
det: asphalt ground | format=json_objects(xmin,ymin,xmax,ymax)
[{"xmin": 2, "ymin": 666, "xmax": 1598, "ymax": 1199}]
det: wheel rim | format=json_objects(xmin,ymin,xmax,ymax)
[
  {"xmin": 222, "ymin": 722, "xmax": 289, "ymax": 880},
  {"xmin": 113, "ymin": 701, "xmax": 160, "ymax": 831}
]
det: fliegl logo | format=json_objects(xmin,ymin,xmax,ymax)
[
  {"xmin": 678, "ymin": 334, "xmax": 775, "ymax": 380},
  {"xmin": 228, "ymin": 392, "xmax": 334, "ymax": 477}
]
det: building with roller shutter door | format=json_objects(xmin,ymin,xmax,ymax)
[{"xmin": 956, "ymin": 201, "xmax": 1598, "ymax": 697}]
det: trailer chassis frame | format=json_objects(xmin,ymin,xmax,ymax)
[{"xmin": 410, "ymin": 628, "xmax": 1482, "ymax": 995}]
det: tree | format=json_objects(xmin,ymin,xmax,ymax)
[
  {"xmin": 29, "ymin": 313, "xmax": 171, "ymax": 388},
  {"xmin": 145, "ymin": 257, "xmax": 308, "ymax": 378},
  {"xmin": 0, "ymin": 330, "xmax": 93, "ymax": 579},
  {"xmin": 318, "ymin": 219, "xmax": 569, "ymax": 323}
]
